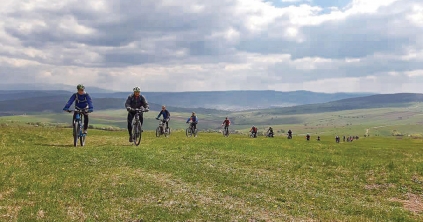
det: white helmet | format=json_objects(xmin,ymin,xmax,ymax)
[{"xmin": 133, "ymin": 87, "xmax": 141, "ymax": 92}]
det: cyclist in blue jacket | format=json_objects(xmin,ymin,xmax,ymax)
[
  {"xmin": 156, "ymin": 105, "xmax": 170, "ymax": 131},
  {"xmin": 63, "ymin": 84, "xmax": 94, "ymax": 134},
  {"xmin": 186, "ymin": 112, "xmax": 198, "ymax": 131}
]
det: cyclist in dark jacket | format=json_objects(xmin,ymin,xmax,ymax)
[
  {"xmin": 156, "ymin": 105, "xmax": 170, "ymax": 129},
  {"xmin": 125, "ymin": 87, "xmax": 149, "ymax": 142},
  {"xmin": 186, "ymin": 112, "xmax": 199, "ymax": 130},
  {"xmin": 63, "ymin": 84, "xmax": 93, "ymax": 134}
]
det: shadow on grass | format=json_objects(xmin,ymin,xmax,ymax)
[{"xmin": 34, "ymin": 143, "xmax": 76, "ymax": 148}]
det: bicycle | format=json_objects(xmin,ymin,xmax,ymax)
[
  {"xmin": 186, "ymin": 121, "xmax": 198, "ymax": 137},
  {"xmin": 266, "ymin": 132, "xmax": 274, "ymax": 137},
  {"xmin": 222, "ymin": 125, "xmax": 230, "ymax": 137},
  {"xmin": 156, "ymin": 118, "xmax": 170, "ymax": 137},
  {"xmin": 130, "ymin": 108, "xmax": 148, "ymax": 146},
  {"xmin": 249, "ymin": 132, "xmax": 257, "ymax": 138},
  {"xmin": 67, "ymin": 108, "xmax": 89, "ymax": 147}
]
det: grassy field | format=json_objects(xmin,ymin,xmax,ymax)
[
  {"xmin": 1, "ymin": 124, "xmax": 423, "ymax": 221},
  {"xmin": 1, "ymin": 105, "xmax": 423, "ymax": 137}
]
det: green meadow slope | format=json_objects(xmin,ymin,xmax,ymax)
[{"xmin": 0, "ymin": 125, "xmax": 422, "ymax": 221}]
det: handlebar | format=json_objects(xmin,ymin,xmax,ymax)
[
  {"xmin": 128, "ymin": 108, "xmax": 148, "ymax": 112},
  {"xmin": 66, "ymin": 108, "xmax": 90, "ymax": 113}
]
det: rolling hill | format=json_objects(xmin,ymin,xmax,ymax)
[
  {"xmin": 257, "ymin": 93, "xmax": 423, "ymax": 115},
  {"xmin": 0, "ymin": 89, "xmax": 374, "ymax": 112}
]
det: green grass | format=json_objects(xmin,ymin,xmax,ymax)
[
  {"xmin": 2, "ymin": 105, "xmax": 423, "ymax": 137},
  {"xmin": 1, "ymin": 124, "xmax": 423, "ymax": 221}
]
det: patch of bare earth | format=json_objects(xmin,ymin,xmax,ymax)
[
  {"xmin": 364, "ymin": 184, "xmax": 395, "ymax": 190},
  {"xmin": 67, "ymin": 206, "xmax": 87, "ymax": 221},
  {"xmin": 390, "ymin": 193, "xmax": 423, "ymax": 213}
]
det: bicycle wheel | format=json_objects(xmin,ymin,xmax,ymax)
[
  {"xmin": 80, "ymin": 128, "xmax": 86, "ymax": 146},
  {"xmin": 156, "ymin": 127, "xmax": 161, "ymax": 137},
  {"xmin": 133, "ymin": 122, "xmax": 142, "ymax": 146},
  {"xmin": 73, "ymin": 121, "xmax": 78, "ymax": 147},
  {"xmin": 165, "ymin": 127, "xmax": 170, "ymax": 137},
  {"xmin": 186, "ymin": 128, "xmax": 191, "ymax": 137}
]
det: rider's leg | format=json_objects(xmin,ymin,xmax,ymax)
[
  {"xmin": 83, "ymin": 113, "xmax": 89, "ymax": 131},
  {"xmin": 127, "ymin": 112, "xmax": 134, "ymax": 136},
  {"xmin": 166, "ymin": 119, "xmax": 169, "ymax": 128}
]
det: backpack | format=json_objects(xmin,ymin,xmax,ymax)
[{"xmin": 74, "ymin": 93, "xmax": 89, "ymax": 104}]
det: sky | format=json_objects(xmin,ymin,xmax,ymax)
[{"xmin": 0, "ymin": 0, "xmax": 422, "ymax": 93}]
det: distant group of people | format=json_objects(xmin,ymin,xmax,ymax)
[
  {"xmin": 62, "ymin": 85, "xmax": 362, "ymax": 143},
  {"xmin": 335, "ymin": 135, "xmax": 360, "ymax": 143}
]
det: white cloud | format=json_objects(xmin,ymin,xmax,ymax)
[{"xmin": 0, "ymin": 0, "xmax": 422, "ymax": 93}]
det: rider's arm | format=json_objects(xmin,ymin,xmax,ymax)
[
  {"xmin": 125, "ymin": 95, "xmax": 132, "ymax": 108},
  {"xmin": 157, "ymin": 110, "xmax": 163, "ymax": 118},
  {"xmin": 63, "ymin": 94, "xmax": 76, "ymax": 110},
  {"xmin": 86, "ymin": 94, "xmax": 94, "ymax": 109}
]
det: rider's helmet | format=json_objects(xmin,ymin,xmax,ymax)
[
  {"xmin": 77, "ymin": 84, "xmax": 85, "ymax": 90},
  {"xmin": 192, "ymin": 112, "xmax": 196, "ymax": 116},
  {"xmin": 133, "ymin": 86, "xmax": 141, "ymax": 92},
  {"xmin": 225, "ymin": 117, "xmax": 228, "ymax": 120}
]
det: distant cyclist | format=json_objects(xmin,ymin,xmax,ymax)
[
  {"xmin": 125, "ymin": 87, "xmax": 149, "ymax": 142},
  {"xmin": 250, "ymin": 125, "xmax": 258, "ymax": 138},
  {"xmin": 287, "ymin": 129, "xmax": 293, "ymax": 139},
  {"xmin": 306, "ymin": 133, "xmax": 310, "ymax": 141},
  {"xmin": 317, "ymin": 136, "xmax": 321, "ymax": 141},
  {"xmin": 336, "ymin": 135, "xmax": 340, "ymax": 143},
  {"xmin": 186, "ymin": 112, "xmax": 199, "ymax": 131},
  {"xmin": 222, "ymin": 117, "xmax": 231, "ymax": 132},
  {"xmin": 62, "ymin": 84, "xmax": 93, "ymax": 134},
  {"xmin": 156, "ymin": 105, "xmax": 170, "ymax": 132},
  {"xmin": 267, "ymin": 127, "xmax": 274, "ymax": 137}
]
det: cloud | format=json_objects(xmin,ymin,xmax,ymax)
[{"xmin": 0, "ymin": 0, "xmax": 422, "ymax": 93}]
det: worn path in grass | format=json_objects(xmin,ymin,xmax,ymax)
[{"xmin": 1, "ymin": 125, "xmax": 422, "ymax": 221}]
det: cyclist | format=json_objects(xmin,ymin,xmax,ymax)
[
  {"xmin": 287, "ymin": 129, "xmax": 293, "ymax": 139},
  {"xmin": 250, "ymin": 125, "xmax": 258, "ymax": 138},
  {"xmin": 186, "ymin": 112, "xmax": 198, "ymax": 131},
  {"xmin": 125, "ymin": 87, "xmax": 149, "ymax": 142},
  {"xmin": 336, "ymin": 135, "xmax": 340, "ymax": 143},
  {"xmin": 306, "ymin": 133, "xmax": 310, "ymax": 141},
  {"xmin": 62, "ymin": 84, "xmax": 93, "ymax": 134},
  {"xmin": 221, "ymin": 117, "xmax": 230, "ymax": 133},
  {"xmin": 156, "ymin": 105, "xmax": 170, "ymax": 133},
  {"xmin": 317, "ymin": 136, "xmax": 321, "ymax": 141},
  {"xmin": 267, "ymin": 127, "xmax": 274, "ymax": 137}
]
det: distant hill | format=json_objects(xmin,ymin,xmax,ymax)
[
  {"xmin": 0, "ymin": 89, "xmax": 374, "ymax": 111},
  {"xmin": 259, "ymin": 93, "xmax": 423, "ymax": 115},
  {"xmin": 91, "ymin": 90, "xmax": 374, "ymax": 110},
  {"xmin": 0, "ymin": 97, "xmax": 224, "ymax": 115},
  {"xmin": 0, "ymin": 83, "xmax": 114, "ymax": 93}
]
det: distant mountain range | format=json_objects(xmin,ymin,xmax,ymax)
[
  {"xmin": 259, "ymin": 93, "xmax": 423, "ymax": 115},
  {"xmin": 0, "ymin": 87, "xmax": 422, "ymax": 116},
  {"xmin": 0, "ymin": 86, "xmax": 375, "ymax": 111}
]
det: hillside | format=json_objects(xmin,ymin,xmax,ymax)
[
  {"xmin": 0, "ymin": 97, "xmax": 224, "ymax": 115},
  {"xmin": 1, "ymin": 125, "xmax": 423, "ymax": 221},
  {"xmin": 92, "ymin": 90, "xmax": 374, "ymax": 110},
  {"xmin": 257, "ymin": 93, "xmax": 423, "ymax": 115},
  {"xmin": 0, "ymin": 89, "xmax": 374, "ymax": 111}
]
